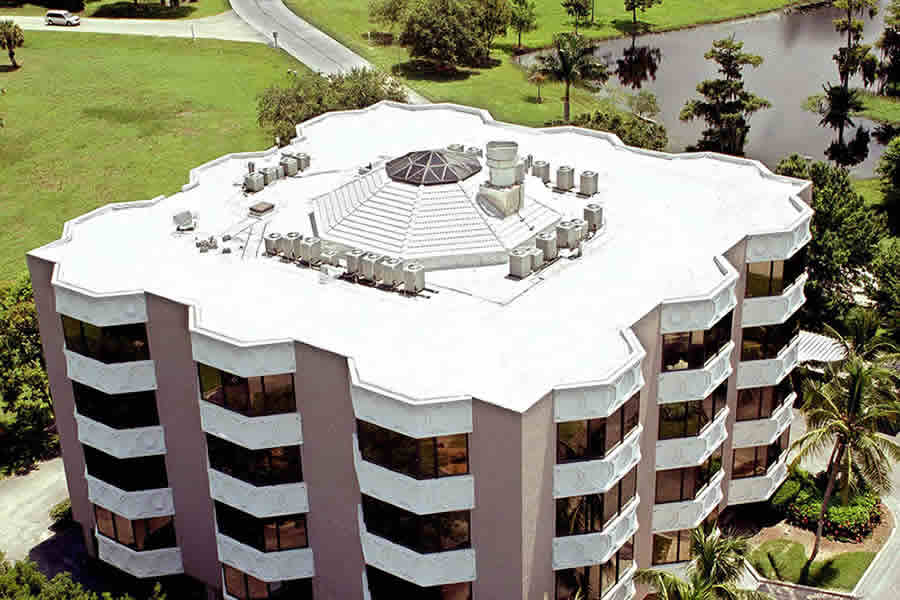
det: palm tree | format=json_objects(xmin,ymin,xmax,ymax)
[
  {"xmin": 791, "ymin": 351, "xmax": 900, "ymax": 564},
  {"xmin": 0, "ymin": 20, "xmax": 24, "ymax": 69},
  {"xmin": 636, "ymin": 525, "xmax": 772, "ymax": 600},
  {"xmin": 537, "ymin": 32, "xmax": 607, "ymax": 122}
]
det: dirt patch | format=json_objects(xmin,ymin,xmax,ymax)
[{"xmin": 746, "ymin": 503, "xmax": 894, "ymax": 560}]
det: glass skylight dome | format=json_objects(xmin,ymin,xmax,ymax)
[{"xmin": 385, "ymin": 150, "xmax": 483, "ymax": 186}]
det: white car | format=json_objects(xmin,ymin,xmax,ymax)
[{"xmin": 45, "ymin": 10, "xmax": 81, "ymax": 26}]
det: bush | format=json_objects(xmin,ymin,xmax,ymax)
[
  {"xmin": 769, "ymin": 467, "xmax": 882, "ymax": 542},
  {"xmin": 49, "ymin": 498, "xmax": 72, "ymax": 525},
  {"xmin": 546, "ymin": 109, "xmax": 668, "ymax": 151}
]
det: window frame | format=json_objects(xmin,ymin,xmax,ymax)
[
  {"xmin": 356, "ymin": 420, "xmax": 469, "ymax": 480},
  {"xmin": 222, "ymin": 565, "xmax": 314, "ymax": 600},
  {"xmin": 731, "ymin": 432, "xmax": 790, "ymax": 480},
  {"xmin": 735, "ymin": 378, "xmax": 793, "ymax": 422},
  {"xmin": 744, "ymin": 250, "xmax": 806, "ymax": 298},
  {"xmin": 554, "ymin": 536, "xmax": 635, "ymax": 600},
  {"xmin": 197, "ymin": 364, "xmax": 297, "ymax": 418},
  {"xmin": 556, "ymin": 394, "xmax": 640, "ymax": 464},
  {"xmin": 72, "ymin": 381, "xmax": 160, "ymax": 429},
  {"xmin": 555, "ymin": 467, "xmax": 638, "ymax": 537},
  {"xmin": 61, "ymin": 315, "xmax": 150, "ymax": 363},
  {"xmin": 93, "ymin": 505, "xmax": 176, "ymax": 551},
  {"xmin": 83, "ymin": 445, "xmax": 168, "ymax": 491},
  {"xmin": 654, "ymin": 448, "xmax": 723, "ymax": 504},
  {"xmin": 657, "ymin": 382, "xmax": 727, "ymax": 440},
  {"xmin": 214, "ymin": 501, "xmax": 308, "ymax": 552},
  {"xmin": 206, "ymin": 434, "xmax": 303, "ymax": 487},
  {"xmin": 661, "ymin": 311, "xmax": 734, "ymax": 373},
  {"xmin": 361, "ymin": 494, "xmax": 471, "ymax": 554}
]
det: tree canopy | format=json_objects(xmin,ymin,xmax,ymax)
[
  {"xmin": 546, "ymin": 108, "xmax": 667, "ymax": 151},
  {"xmin": 537, "ymin": 32, "xmax": 607, "ymax": 122},
  {"xmin": 680, "ymin": 35, "xmax": 770, "ymax": 156},
  {"xmin": 257, "ymin": 68, "xmax": 407, "ymax": 144},
  {"xmin": 561, "ymin": 0, "xmax": 589, "ymax": 33},
  {"xmin": 0, "ymin": 20, "xmax": 24, "ymax": 69},
  {"xmin": 775, "ymin": 155, "xmax": 888, "ymax": 330},
  {"xmin": 876, "ymin": 135, "xmax": 900, "ymax": 234},
  {"xmin": 398, "ymin": 0, "xmax": 490, "ymax": 66},
  {"xmin": 624, "ymin": 0, "xmax": 662, "ymax": 27},
  {"xmin": 509, "ymin": 0, "xmax": 538, "ymax": 48}
]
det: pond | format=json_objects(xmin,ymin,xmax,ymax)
[{"xmin": 521, "ymin": 1, "xmax": 893, "ymax": 176}]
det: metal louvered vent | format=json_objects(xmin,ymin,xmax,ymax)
[{"xmin": 385, "ymin": 150, "xmax": 482, "ymax": 186}]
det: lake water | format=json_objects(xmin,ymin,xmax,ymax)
[{"xmin": 521, "ymin": 1, "xmax": 893, "ymax": 176}]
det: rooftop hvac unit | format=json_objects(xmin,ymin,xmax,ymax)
[
  {"xmin": 447, "ymin": 143, "xmax": 465, "ymax": 153},
  {"xmin": 403, "ymin": 262, "xmax": 425, "ymax": 293},
  {"xmin": 557, "ymin": 166, "xmax": 575, "ymax": 191},
  {"xmin": 249, "ymin": 201, "xmax": 274, "ymax": 217},
  {"xmin": 244, "ymin": 172, "xmax": 265, "ymax": 193},
  {"xmin": 536, "ymin": 231, "xmax": 557, "ymax": 261},
  {"xmin": 532, "ymin": 160, "xmax": 550, "ymax": 183},
  {"xmin": 285, "ymin": 232, "xmax": 302, "ymax": 259},
  {"xmin": 584, "ymin": 203, "xmax": 603, "ymax": 231},
  {"xmin": 556, "ymin": 221, "xmax": 578, "ymax": 249},
  {"xmin": 345, "ymin": 248, "xmax": 365, "ymax": 274},
  {"xmin": 509, "ymin": 247, "xmax": 532, "ymax": 279},
  {"xmin": 580, "ymin": 171, "xmax": 599, "ymax": 196},
  {"xmin": 486, "ymin": 141, "xmax": 518, "ymax": 187},
  {"xmin": 571, "ymin": 218, "xmax": 587, "ymax": 242},
  {"xmin": 281, "ymin": 156, "xmax": 299, "ymax": 177},
  {"xmin": 296, "ymin": 153, "xmax": 311, "ymax": 171},
  {"xmin": 380, "ymin": 257, "xmax": 403, "ymax": 286},
  {"xmin": 300, "ymin": 237, "xmax": 322, "ymax": 264},
  {"xmin": 515, "ymin": 161, "xmax": 526, "ymax": 184},
  {"xmin": 276, "ymin": 233, "xmax": 292, "ymax": 256},
  {"xmin": 173, "ymin": 210, "xmax": 193, "ymax": 230},
  {"xmin": 262, "ymin": 167, "xmax": 279, "ymax": 185},
  {"xmin": 320, "ymin": 247, "xmax": 339, "ymax": 266},
  {"xmin": 264, "ymin": 232, "xmax": 282, "ymax": 255},
  {"xmin": 466, "ymin": 146, "xmax": 483, "ymax": 157},
  {"xmin": 528, "ymin": 247, "xmax": 544, "ymax": 270},
  {"xmin": 360, "ymin": 253, "xmax": 383, "ymax": 281}
]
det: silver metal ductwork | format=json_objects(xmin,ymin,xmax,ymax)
[
  {"xmin": 403, "ymin": 262, "xmax": 425, "ymax": 293},
  {"xmin": 557, "ymin": 166, "xmax": 575, "ymax": 191},
  {"xmin": 264, "ymin": 232, "xmax": 282, "ymax": 255},
  {"xmin": 580, "ymin": 171, "xmax": 599, "ymax": 196},
  {"xmin": 486, "ymin": 141, "xmax": 519, "ymax": 187},
  {"xmin": 532, "ymin": 160, "xmax": 550, "ymax": 183},
  {"xmin": 584, "ymin": 203, "xmax": 603, "ymax": 231},
  {"xmin": 509, "ymin": 247, "xmax": 532, "ymax": 278},
  {"xmin": 285, "ymin": 232, "xmax": 302, "ymax": 259},
  {"xmin": 536, "ymin": 231, "xmax": 557, "ymax": 261}
]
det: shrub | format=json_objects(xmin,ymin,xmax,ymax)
[
  {"xmin": 770, "ymin": 467, "xmax": 882, "ymax": 542},
  {"xmin": 546, "ymin": 109, "xmax": 668, "ymax": 151},
  {"xmin": 49, "ymin": 498, "xmax": 72, "ymax": 525}
]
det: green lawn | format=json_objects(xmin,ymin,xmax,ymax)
[
  {"xmin": 0, "ymin": 0, "xmax": 230, "ymax": 19},
  {"xmin": 0, "ymin": 32, "xmax": 309, "ymax": 282},
  {"xmin": 281, "ymin": 0, "xmax": 803, "ymax": 128},
  {"xmin": 750, "ymin": 539, "xmax": 875, "ymax": 591},
  {"xmin": 859, "ymin": 90, "xmax": 900, "ymax": 125},
  {"xmin": 853, "ymin": 177, "xmax": 883, "ymax": 209}
]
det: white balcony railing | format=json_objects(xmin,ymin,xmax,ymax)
[
  {"xmin": 199, "ymin": 400, "xmax": 302, "ymax": 450},
  {"xmin": 552, "ymin": 497, "xmax": 639, "ymax": 570},
  {"xmin": 741, "ymin": 274, "xmax": 807, "ymax": 328},
  {"xmin": 86, "ymin": 472, "xmax": 174, "ymax": 520},
  {"xmin": 75, "ymin": 411, "xmax": 166, "ymax": 459},
  {"xmin": 655, "ymin": 409, "xmax": 729, "ymax": 470},
  {"xmin": 657, "ymin": 342, "xmax": 734, "ymax": 404},
  {"xmin": 64, "ymin": 349, "xmax": 156, "ymax": 394},
  {"xmin": 208, "ymin": 468, "xmax": 309, "ymax": 518},
  {"xmin": 554, "ymin": 426, "xmax": 642, "ymax": 498},
  {"xmin": 728, "ymin": 452, "xmax": 790, "ymax": 505},
  {"xmin": 96, "ymin": 532, "xmax": 183, "ymax": 578},
  {"xmin": 732, "ymin": 394, "xmax": 795, "ymax": 449},
  {"xmin": 652, "ymin": 470, "xmax": 724, "ymax": 533},
  {"xmin": 216, "ymin": 533, "xmax": 315, "ymax": 582},
  {"xmin": 737, "ymin": 335, "xmax": 800, "ymax": 389}
]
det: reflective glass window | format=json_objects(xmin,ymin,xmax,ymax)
[
  {"xmin": 206, "ymin": 434, "xmax": 302, "ymax": 486},
  {"xmin": 215, "ymin": 502, "xmax": 307, "ymax": 552},
  {"xmin": 93, "ymin": 504, "xmax": 175, "ymax": 551},
  {"xmin": 72, "ymin": 382, "xmax": 159, "ymax": 429},
  {"xmin": 197, "ymin": 364, "xmax": 295, "ymax": 417},
  {"xmin": 223, "ymin": 566, "xmax": 313, "ymax": 600},
  {"xmin": 652, "ymin": 530, "xmax": 693, "ymax": 564},
  {"xmin": 741, "ymin": 313, "xmax": 800, "ymax": 361},
  {"xmin": 557, "ymin": 394, "xmax": 639, "ymax": 464},
  {"xmin": 736, "ymin": 378, "xmax": 792, "ymax": 421},
  {"xmin": 83, "ymin": 446, "xmax": 168, "ymax": 491},
  {"xmin": 655, "ymin": 448, "xmax": 722, "ymax": 504},
  {"xmin": 361, "ymin": 495, "xmax": 469, "ymax": 554},
  {"xmin": 658, "ymin": 383, "xmax": 726, "ymax": 440},
  {"xmin": 61, "ymin": 316, "xmax": 149, "ymax": 363},
  {"xmin": 554, "ymin": 539, "xmax": 634, "ymax": 600},
  {"xmin": 366, "ymin": 566, "xmax": 471, "ymax": 600},
  {"xmin": 356, "ymin": 420, "xmax": 468, "ymax": 479},
  {"xmin": 661, "ymin": 312, "xmax": 733, "ymax": 372}
]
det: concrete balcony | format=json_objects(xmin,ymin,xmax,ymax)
[
  {"xmin": 737, "ymin": 335, "xmax": 800, "ymax": 389},
  {"xmin": 358, "ymin": 508, "xmax": 476, "ymax": 587},
  {"xmin": 352, "ymin": 435, "xmax": 474, "ymax": 515},
  {"xmin": 216, "ymin": 533, "xmax": 315, "ymax": 582},
  {"xmin": 746, "ymin": 200, "xmax": 812, "ymax": 263},
  {"xmin": 657, "ymin": 342, "xmax": 733, "ymax": 404},
  {"xmin": 96, "ymin": 533, "xmax": 183, "ymax": 578},
  {"xmin": 208, "ymin": 469, "xmax": 308, "ymax": 518},
  {"xmin": 64, "ymin": 349, "xmax": 156, "ymax": 394},
  {"xmin": 728, "ymin": 452, "xmax": 790, "ymax": 505},
  {"xmin": 655, "ymin": 408, "xmax": 729, "ymax": 470},
  {"xmin": 652, "ymin": 470, "xmax": 724, "ymax": 533},
  {"xmin": 554, "ymin": 426, "xmax": 642, "ymax": 498},
  {"xmin": 741, "ymin": 274, "xmax": 807, "ymax": 328},
  {"xmin": 660, "ymin": 256, "xmax": 738, "ymax": 334},
  {"xmin": 75, "ymin": 410, "xmax": 166, "ymax": 459},
  {"xmin": 199, "ymin": 400, "xmax": 302, "ymax": 450},
  {"xmin": 86, "ymin": 472, "xmax": 174, "ymax": 520},
  {"xmin": 600, "ymin": 566, "xmax": 637, "ymax": 600},
  {"xmin": 552, "ymin": 496, "xmax": 639, "ymax": 570},
  {"xmin": 732, "ymin": 394, "xmax": 795, "ymax": 449}
]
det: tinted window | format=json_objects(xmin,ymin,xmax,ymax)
[
  {"xmin": 366, "ymin": 566, "xmax": 471, "ymax": 600},
  {"xmin": 557, "ymin": 394, "xmax": 639, "ymax": 464},
  {"xmin": 745, "ymin": 250, "xmax": 806, "ymax": 298},
  {"xmin": 555, "ymin": 467, "xmax": 637, "ymax": 537},
  {"xmin": 223, "ymin": 565, "xmax": 313, "ymax": 600},
  {"xmin": 215, "ymin": 502, "xmax": 307, "ymax": 552},
  {"xmin": 655, "ymin": 448, "xmax": 722, "ymax": 504},
  {"xmin": 555, "ymin": 538, "xmax": 634, "ymax": 600},
  {"xmin": 357, "ymin": 420, "xmax": 468, "ymax": 479},
  {"xmin": 661, "ymin": 312, "xmax": 733, "ymax": 372},
  {"xmin": 83, "ymin": 446, "xmax": 168, "ymax": 491},
  {"xmin": 94, "ymin": 505, "xmax": 175, "ymax": 551},
  {"xmin": 731, "ymin": 432, "xmax": 790, "ymax": 479},
  {"xmin": 206, "ymin": 434, "xmax": 302, "ymax": 486},
  {"xmin": 198, "ymin": 364, "xmax": 296, "ymax": 417},
  {"xmin": 658, "ymin": 382, "xmax": 726, "ymax": 440},
  {"xmin": 72, "ymin": 382, "xmax": 159, "ymax": 429},
  {"xmin": 361, "ymin": 495, "xmax": 469, "ymax": 554},
  {"xmin": 736, "ymin": 378, "xmax": 793, "ymax": 421},
  {"xmin": 61, "ymin": 315, "xmax": 149, "ymax": 363},
  {"xmin": 741, "ymin": 313, "xmax": 800, "ymax": 361}
]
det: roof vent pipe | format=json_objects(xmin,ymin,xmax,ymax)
[{"xmin": 486, "ymin": 141, "xmax": 519, "ymax": 187}]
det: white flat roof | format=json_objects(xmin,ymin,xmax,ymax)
[{"xmin": 31, "ymin": 102, "xmax": 811, "ymax": 412}]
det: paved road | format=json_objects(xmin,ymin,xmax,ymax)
[{"xmin": 0, "ymin": 458, "xmax": 68, "ymax": 562}]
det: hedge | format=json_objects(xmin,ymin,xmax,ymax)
[{"xmin": 769, "ymin": 467, "xmax": 881, "ymax": 542}]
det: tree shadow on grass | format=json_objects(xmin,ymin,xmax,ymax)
[
  {"xmin": 610, "ymin": 18, "xmax": 655, "ymax": 36},
  {"xmin": 805, "ymin": 559, "xmax": 840, "ymax": 588},
  {"xmin": 0, "ymin": 64, "xmax": 21, "ymax": 73},
  {"xmin": 90, "ymin": 1, "xmax": 196, "ymax": 18},
  {"xmin": 391, "ymin": 59, "xmax": 478, "ymax": 82}
]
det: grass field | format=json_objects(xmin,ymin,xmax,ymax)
[
  {"xmin": 859, "ymin": 90, "xmax": 900, "ymax": 125},
  {"xmin": 0, "ymin": 32, "xmax": 307, "ymax": 282},
  {"xmin": 750, "ymin": 539, "xmax": 875, "ymax": 591},
  {"xmin": 0, "ymin": 0, "xmax": 230, "ymax": 19}
]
